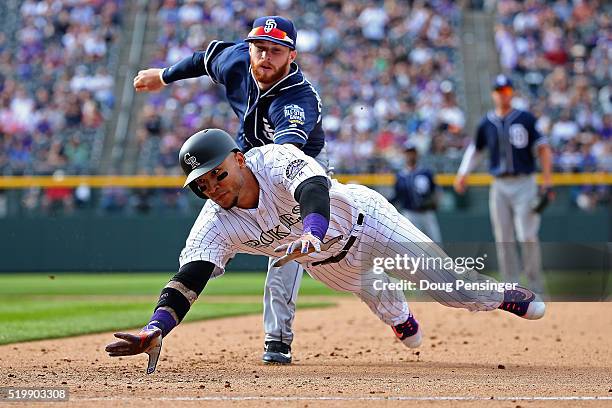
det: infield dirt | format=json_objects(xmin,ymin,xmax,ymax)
[{"xmin": 1, "ymin": 298, "xmax": 611, "ymax": 407}]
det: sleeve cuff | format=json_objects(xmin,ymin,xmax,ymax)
[
  {"xmin": 159, "ymin": 68, "xmax": 168, "ymax": 86},
  {"xmin": 534, "ymin": 137, "xmax": 549, "ymax": 147}
]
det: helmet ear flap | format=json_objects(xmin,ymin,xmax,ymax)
[{"xmin": 188, "ymin": 182, "xmax": 209, "ymax": 200}]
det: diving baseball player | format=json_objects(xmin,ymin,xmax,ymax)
[
  {"xmin": 133, "ymin": 16, "xmax": 327, "ymax": 364},
  {"xmin": 105, "ymin": 129, "xmax": 546, "ymax": 374},
  {"xmin": 454, "ymin": 75, "xmax": 554, "ymax": 294}
]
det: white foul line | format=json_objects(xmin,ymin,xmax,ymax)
[{"xmin": 76, "ymin": 396, "xmax": 612, "ymax": 402}]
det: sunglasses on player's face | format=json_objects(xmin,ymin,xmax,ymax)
[
  {"xmin": 494, "ymin": 86, "xmax": 513, "ymax": 96},
  {"xmin": 248, "ymin": 26, "xmax": 292, "ymax": 43}
]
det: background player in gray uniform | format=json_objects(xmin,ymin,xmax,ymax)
[
  {"xmin": 454, "ymin": 75, "xmax": 554, "ymax": 294},
  {"xmin": 105, "ymin": 128, "xmax": 546, "ymax": 374},
  {"xmin": 133, "ymin": 16, "xmax": 327, "ymax": 364},
  {"xmin": 392, "ymin": 142, "xmax": 442, "ymax": 243}
]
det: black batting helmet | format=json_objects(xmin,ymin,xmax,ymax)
[{"xmin": 178, "ymin": 128, "xmax": 240, "ymax": 199}]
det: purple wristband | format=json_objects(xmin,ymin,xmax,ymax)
[
  {"xmin": 302, "ymin": 213, "xmax": 329, "ymax": 242},
  {"xmin": 148, "ymin": 309, "xmax": 177, "ymax": 337}
]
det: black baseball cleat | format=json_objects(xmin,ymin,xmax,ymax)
[
  {"xmin": 498, "ymin": 286, "xmax": 546, "ymax": 320},
  {"xmin": 392, "ymin": 313, "xmax": 422, "ymax": 348},
  {"xmin": 262, "ymin": 341, "xmax": 292, "ymax": 364}
]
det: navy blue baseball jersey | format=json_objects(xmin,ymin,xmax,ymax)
[
  {"xmin": 393, "ymin": 168, "xmax": 438, "ymax": 212},
  {"xmin": 474, "ymin": 109, "xmax": 548, "ymax": 176},
  {"xmin": 163, "ymin": 41, "xmax": 325, "ymax": 158}
]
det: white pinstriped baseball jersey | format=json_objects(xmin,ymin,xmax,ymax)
[
  {"xmin": 179, "ymin": 144, "xmax": 363, "ymax": 278},
  {"xmin": 178, "ymin": 143, "xmax": 504, "ymax": 319}
]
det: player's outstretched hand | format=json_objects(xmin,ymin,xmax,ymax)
[
  {"xmin": 283, "ymin": 232, "xmax": 322, "ymax": 255},
  {"xmin": 105, "ymin": 325, "xmax": 163, "ymax": 374},
  {"xmin": 272, "ymin": 234, "xmax": 344, "ymax": 267},
  {"xmin": 272, "ymin": 233, "xmax": 322, "ymax": 267},
  {"xmin": 133, "ymin": 68, "xmax": 165, "ymax": 92}
]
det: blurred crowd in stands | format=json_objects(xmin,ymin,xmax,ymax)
[
  {"xmin": 0, "ymin": 0, "xmax": 608, "ymax": 216},
  {"xmin": 0, "ymin": 0, "xmax": 122, "ymax": 214},
  {"xmin": 0, "ymin": 0, "xmax": 122, "ymax": 176},
  {"xmin": 494, "ymin": 0, "xmax": 610, "ymax": 209}
]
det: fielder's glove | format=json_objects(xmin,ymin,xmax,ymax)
[
  {"xmin": 532, "ymin": 187, "xmax": 554, "ymax": 213},
  {"xmin": 105, "ymin": 325, "xmax": 162, "ymax": 374}
]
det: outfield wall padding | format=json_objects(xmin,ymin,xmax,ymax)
[{"xmin": 0, "ymin": 211, "xmax": 608, "ymax": 272}]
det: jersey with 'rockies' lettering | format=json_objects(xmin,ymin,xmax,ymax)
[
  {"xmin": 474, "ymin": 109, "xmax": 548, "ymax": 176},
  {"xmin": 178, "ymin": 144, "xmax": 370, "ymax": 278},
  {"xmin": 166, "ymin": 41, "xmax": 325, "ymax": 157},
  {"xmin": 178, "ymin": 144, "xmax": 500, "ymax": 306}
]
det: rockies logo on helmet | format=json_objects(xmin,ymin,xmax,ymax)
[{"xmin": 184, "ymin": 153, "xmax": 200, "ymax": 170}]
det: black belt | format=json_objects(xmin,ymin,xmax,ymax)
[{"xmin": 311, "ymin": 213, "xmax": 364, "ymax": 267}]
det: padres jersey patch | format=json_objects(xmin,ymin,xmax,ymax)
[
  {"xmin": 284, "ymin": 104, "xmax": 305, "ymax": 125},
  {"xmin": 509, "ymin": 123, "xmax": 528, "ymax": 148},
  {"xmin": 285, "ymin": 159, "xmax": 307, "ymax": 180}
]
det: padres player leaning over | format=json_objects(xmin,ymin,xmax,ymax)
[
  {"xmin": 133, "ymin": 16, "xmax": 326, "ymax": 364},
  {"xmin": 454, "ymin": 75, "xmax": 554, "ymax": 294},
  {"xmin": 105, "ymin": 129, "xmax": 545, "ymax": 374}
]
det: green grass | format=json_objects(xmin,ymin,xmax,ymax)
[
  {"xmin": 0, "ymin": 272, "xmax": 341, "ymax": 296},
  {"xmin": 1, "ymin": 270, "xmax": 607, "ymax": 345},
  {"xmin": 540, "ymin": 270, "xmax": 611, "ymax": 300},
  {"xmin": 0, "ymin": 272, "xmax": 340, "ymax": 345}
]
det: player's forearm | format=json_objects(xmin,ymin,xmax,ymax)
[
  {"xmin": 148, "ymin": 261, "xmax": 214, "ymax": 336},
  {"xmin": 161, "ymin": 51, "xmax": 208, "ymax": 84},
  {"xmin": 457, "ymin": 144, "xmax": 483, "ymax": 176},
  {"xmin": 537, "ymin": 144, "xmax": 553, "ymax": 187},
  {"xmin": 294, "ymin": 176, "xmax": 330, "ymax": 241}
]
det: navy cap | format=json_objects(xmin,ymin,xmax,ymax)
[
  {"xmin": 492, "ymin": 74, "xmax": 513, "ymax": 90},
  {"xmin": 245, "ymin": 16, "xmax": 297, "ymax": 50}
]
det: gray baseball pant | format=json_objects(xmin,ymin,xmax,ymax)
[
  {"xmin": 489, "ymin": 175, "xmax": 544, "ymax": 293},
  {"xmin": 263, "ymin": 144, "xmax": 331, "ymax": 345}
]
